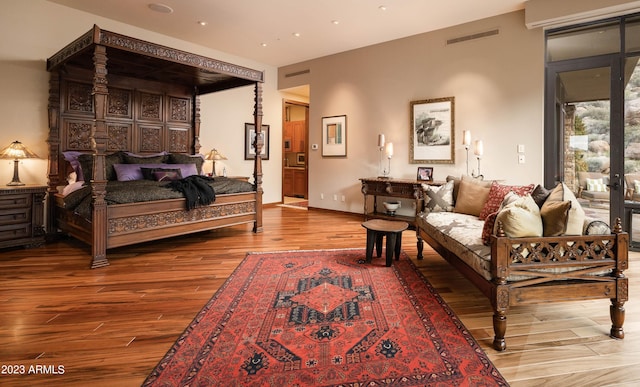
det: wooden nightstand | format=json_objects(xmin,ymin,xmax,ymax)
[{"xmin": 0, "ymin": 185, "xmax": 47, "ymax": 249}]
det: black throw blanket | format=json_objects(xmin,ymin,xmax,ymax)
[{"xmin": 165, "ymin": 175, "xmax": 216, "ymax": 210}]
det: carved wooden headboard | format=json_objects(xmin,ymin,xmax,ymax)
[{"xmin": 57, "ymin": 76, "xmax": 195, "ymax": 154}]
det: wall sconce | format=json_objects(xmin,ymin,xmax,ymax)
[
  {"xmin": 0, "ymin": 140, "xmax": 39, "ymax": 186},
  {"xmin": 383, "ymin": 142, "xmax": 393, "ymax": 178},
  {"xmin": 462, "ymin": 130, "xmax": 471, "ymax": 175},
  {"xmin": 204, "ymin": 148, "xmax": 227, "ymax": 176},
  {"xmin": 377, "ymin": 133, "xmax": 386, "ymax": 177},
  {"xmin": 472, "ymin": 140, "xmax": 484, "ymax": 179}
]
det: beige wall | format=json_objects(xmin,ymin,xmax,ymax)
[
  {"xmin": 0, "ymin": 0, "xmax": 282, "ymax": 204},
  {"xmin": 525, "ymin": 0, "xmax": 640, "ymax": 28},
  {"xmin": 280, "ymin": 10, "xmax": 545, "ymax": 214}
]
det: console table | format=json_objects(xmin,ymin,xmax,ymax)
[{"xmin": 359, "ymin": 177, "xmax": 441, "ymax": 228}]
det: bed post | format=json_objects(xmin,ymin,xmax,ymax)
[
  {"xmin": 46, "ymin": 71, "xmax": 61, "ymax": 236},
  {"xmin": 253, "ymin": 82, "xmax": 264, "ymax": 233},
  {"xmin": 89, "ymin": 44, "xmax": 109, "ymax": 268},
  {"xmin": 193, "ymin": 93, "xmax": 201, "ymax": 154}
]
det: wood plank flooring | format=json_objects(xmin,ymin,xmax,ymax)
[{"xmin": 1, "ymin": 205, "xmax": 639, "ymax": 386}]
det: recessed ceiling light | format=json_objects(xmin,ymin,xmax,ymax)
[
  {"xmin": 331, "ymin": 20, "xmax": 340, "ymax": 25},
  {"xmin": 379, "ymin": 5, "xmax": 387, "ymax": 11},
  {"xmin": 148, "ymin": 3, "xmax": 173, "ymax": 14},
  {"xmin": 261, "ymin": 43, "xmax": 268, "ymax": 47},
  {"xmin": 197, "ymin": 21, "xmax": 207, "ymax": 26},
  {"xmin": 292, "ymin": 32, "xmax": 301, "ymax": 37}
]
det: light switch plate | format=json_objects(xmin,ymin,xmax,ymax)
[{"xmin": 517, "ymin": 144, "xmax": 525, "ymax": 153}]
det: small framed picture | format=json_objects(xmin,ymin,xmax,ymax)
[
  {"xmin": 417, "ymin": 166, "xmax": 433, "ymax": 181},
  {"xmin": 244, "ymin": 123, "xmax": 270, "ymax": 160},
  {"xmin": 321, "ymin": 115, "xmax": 347, "ymax": 157},
  {"xmin": 296, "ymin": 152, "xmax": 305, "ymax": 165}
]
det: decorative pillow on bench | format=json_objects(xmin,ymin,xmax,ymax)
[
  {"xmin": 422, "ymin": 180, "xmax": 455, "ymax": 213},
  {"xmin": 541, "ymin": 182, "xmax": 585, "ymax": 236},
  {"xmin": 453, "ymin": 178, "xmax": 492, "ymax": 217},
  {"xmin": 479, "ymin": 181, "xmax": 535, "ymax": 220},
  {"xmin": 480, "ymin": 182, "xmax": 587, "ymax": 244},
  {"xmin": 481, "ymin": 192, "xmax": 543, "ymax": 245}
]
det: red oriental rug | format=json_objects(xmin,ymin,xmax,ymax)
[{"xmin": 144, "ymin": 249, "xmax": 507, "ymax": 386}]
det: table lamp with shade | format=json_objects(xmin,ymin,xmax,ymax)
[
  {"xmin": 204, "ymin": 148, "xmax": 227, "ymax": 176},
  {"xmin": 0, "ymin": 140, "xmax": 39, "ymax": 186}
]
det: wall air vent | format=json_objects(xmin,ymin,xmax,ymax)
[
  {"xmin": 285, "ymin": 69, "xmax": 310, "ymax": 78},
  {"xmin": 446, "ymin": 29, "xmax": 499, "ymax": 45}
]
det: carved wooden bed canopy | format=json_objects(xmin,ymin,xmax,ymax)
[{"xmin": 46, "ymin": 25, "xmax": 265, "ymax": 268}]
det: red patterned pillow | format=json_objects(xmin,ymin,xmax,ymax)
[
  {"xmin": 482, "ymin": 211, "xmax": 499, "ymax": 245},
  {"xmin": 479, "ymin": 182, "xmax": 535, "ymax": 220}
]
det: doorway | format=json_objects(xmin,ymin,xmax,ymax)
[
  {"xmin": 544, "ymin": 16, "xmax": 640, "ymax": 229},
  {"xmin": 282, "ymin": 100, "xmax": 309, "ymax": 204}
]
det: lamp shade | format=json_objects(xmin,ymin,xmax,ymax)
[
  {"xmin": 474, "ymin": 140, "xmax": 483, "ymax": 156},
  {"xmin": 204, "ymin": 148, "xmax": 227, "ymax": 161},
  {"xmin": 462, "ymin": 130, "xmax": 471, "ymax": 147},
  {"xmin": 385, "ymin": 142, "xmax": 394, "ymax": 157},
  {"xmin": 0, "ymin": 140, "xmax": 38, "ymax": 160}
]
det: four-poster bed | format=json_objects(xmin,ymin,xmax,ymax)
[{"xmin": 46, "ymin": 25, "xmax": 265, "ymax": 268}]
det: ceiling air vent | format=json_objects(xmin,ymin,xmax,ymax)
[
  {"xmin": 446, "ymin": 29, "xmax": 499, "ymax": 45},
  {"xmin": 285, "ymin": 69, "xmax": 310, "ymax": 78}
]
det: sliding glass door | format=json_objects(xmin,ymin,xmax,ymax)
[{"xmin": 544, "ymin": 18, "xmax": 637, "ymax": 227}]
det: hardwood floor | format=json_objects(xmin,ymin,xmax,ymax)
[{"xmin": 1, "ymin": 206, "xmax": 639, "ymax": 386}]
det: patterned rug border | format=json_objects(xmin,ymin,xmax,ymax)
[{"xmin": 144, "ymin": 248, "xmax": 508, "ymax": 386}]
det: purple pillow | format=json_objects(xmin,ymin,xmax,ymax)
[
  {"xmin": 113, "ymin": 163, "xmax": 199, "ymax": 181},
  {"xmin": 63, "ymin": 151, "xmax": 87, "ymax": 181}
]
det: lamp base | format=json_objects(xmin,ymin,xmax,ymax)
[{"xmin": 7, "ymin": 159, "xmax": 24, "ymax": 186}]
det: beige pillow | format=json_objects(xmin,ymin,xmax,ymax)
[
  {"xmin": 543, "ymin": 182, "xmax": 585, "ymax": 235},
  {"xmin": 495, "ymin": 194, "xmax": 543, "ymax": 238},
  {"xmin": 453, "ymin": 178, "xmax": 491, "ymax": 216}
]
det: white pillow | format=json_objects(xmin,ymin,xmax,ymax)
[
  {"xmin": 586, "ymin": 177, "xmax": 606, "ymax": 192},
  {"xmin": 495, "ymin": 194, "xmax": 543, "ymax": 238},
  {"xmin": 62, "ymin": 181, "xmax": 85, "ymax": 196}
]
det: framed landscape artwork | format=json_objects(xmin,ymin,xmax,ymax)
[
  {"xmin": 321, "ymin": 115, "xmax": 347, "ymax": 157},
  {"xmin": 409, "ymin": 97, "xmax": 454, "ymax": 164}
]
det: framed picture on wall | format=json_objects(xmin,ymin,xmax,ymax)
[
  {"xmin": 409, "ymin": 97, "xmax": 454, "ymax": 164},
  {"xmin": 321, "ymin": 115, "xmax": 347, "ymax": 157},
  {"xmin": 417, "ymin": 167, "xmax": 433, "ymax": 181},
  {"xmin": 244, "ymin": 123, "xmax": 270, "ymax": 160}
]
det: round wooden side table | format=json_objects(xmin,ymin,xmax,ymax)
[{"xmin": 361, "ymin": 219, "xmax": 409, "ymax": 266}]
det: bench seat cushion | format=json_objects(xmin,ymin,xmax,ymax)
[{"xmin": 418, "ymin": 212, "xmax": 492, "ymax": 281}]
